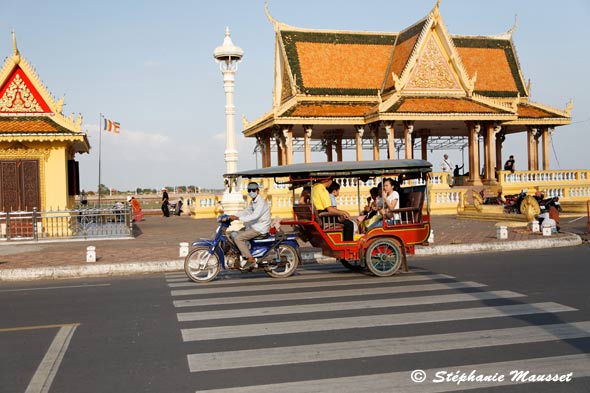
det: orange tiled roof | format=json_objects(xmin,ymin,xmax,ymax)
[
  {"xmin": 384, "ymin": 21, "xmax": 426, "ymax": 91},
  {"xmin": 388, "ymin": 97, "xmax": 506, "ymax": 114},
  {"xmin": 281, "ymin": 31, "xmax": 397, "ymax": 95},
  {"xmin": 517, "ymin": 104, "xmax": 565, "ymax": 118},
  {"xmin": 283, "ymin": 102, "xmax": 375, "ymax": 117},
  {"xmin": 453, "ymin": 38, "xmax": 526, "ymax": 97},
  {"xmin": 0, "ymin": 117, "xmax": 68, "ymax": 133}
]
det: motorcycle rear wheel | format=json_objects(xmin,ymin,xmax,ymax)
[
  {"xmin": 184, "ymin": 246, "xmax": 221, "ymax": 283},
  {"xmin": 263, "ymin": 244, "xmax": 299, "ymax": 278}
]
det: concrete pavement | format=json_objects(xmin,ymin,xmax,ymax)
[{"xmin": 0, "ymin": 214, "xmax": 586, "ymax": 282}]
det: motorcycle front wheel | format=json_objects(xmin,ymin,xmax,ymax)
[
  {"xmin": 264, "ymin": 244, "xmax": 299, "ymax": 278},
  {"xmin": 184, "ymin": 246, "xmax": 221, "ymax": 283}
]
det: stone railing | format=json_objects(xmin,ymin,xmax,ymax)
[
  {"xmin": 498, "ymin": 169, "xmax": 590, "ymax": 201},
  {"xmin": 189, "ymin": 169, "xmax": 590, "ymax": 219}
]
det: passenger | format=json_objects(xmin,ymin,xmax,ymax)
[
  {"xmin": 298, "ymin": 186, "xmax": 311, "ymax": 204},
  {"xmin": 311, "ymin": 177, "xmax": 354, "ymax": 241},
  {"xmin": 228, "ymin": 182, "xmax": 271, "ymax": 269},
  {"xmin": 328, "ymin": 182, "xmax": 358, "ymax": 234},
  {"xmin": 366, "ymin": 178, "xmax": 400, "ymax": 231}
]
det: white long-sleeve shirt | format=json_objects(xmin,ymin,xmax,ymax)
[
  {"xmin": 236, "ymin": 195, "xmax": 271, "ymax": 234},
  {"xmin": 441, "ymin": 158, "xmax": 453, "ymax": 173}
]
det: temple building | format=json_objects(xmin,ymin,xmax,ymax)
[
  {"xmin": 0, "ymin": 33, "xmax": 89, "ymax": 212},
  {"xmin": 243, "ymin": 2, "xmax": 572, "ymax": 186}
]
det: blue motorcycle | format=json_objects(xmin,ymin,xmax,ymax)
[{"xmin": 184, "ymin": 214, "xmax": 300, "ymax": 282}]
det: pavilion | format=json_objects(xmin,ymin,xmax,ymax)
[
  {"xmin": 0, "ymin": 33, "xmax": 89, "ymax": 212},
  {"xmin": 242, "ymin": 1, "xmax": 572, "ymax": 186}
]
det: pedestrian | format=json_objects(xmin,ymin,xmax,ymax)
[
  {"xmin": 127, "ymin": 195, "xmax": 144, "ymax": 222},
  {"xmin": 441, "ymin": 154, "xmax": 454, "ymax": 186},
  {"xmin": 161, "ymin": 187, "xmax": 170, "ymax": 217},
  {"xmin": 504, "ymin": 155, "xmax": 515, "ymax": 173}
]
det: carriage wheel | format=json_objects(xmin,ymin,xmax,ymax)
[{"xmin": 364, "ymin": 238, "xmax": 403, "ymax": 277}]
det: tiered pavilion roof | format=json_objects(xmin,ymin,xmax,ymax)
[{"xmin": 243, "ymin": 2, "xmax": 571, "ymax": 185}]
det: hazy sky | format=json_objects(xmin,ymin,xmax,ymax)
[{"xmin": 2, "ymin": 0, "xmax": 588, "ymax": 190}]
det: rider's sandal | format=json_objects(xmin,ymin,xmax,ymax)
[{"xmin": 240, "ymin": 258, "xmax": 256, "ymax": 270}]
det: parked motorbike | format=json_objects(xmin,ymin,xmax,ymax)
[
  {"xmin": 534, "ymin": 193, "xmax": 563, "ymax": 214},
  {"xmin": 504, "ymin": 189, "xmax": 528, "ymax": 214},
  {"xmin": 169, "ymin": 198, "xmax": 184, "ymax": 216},
  {"xmin": 184, "ymin": 214, "xmax": 300, "ymax": 282}
]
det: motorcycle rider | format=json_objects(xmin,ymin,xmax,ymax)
[{"xmin": 228, "ymin": 182, "xmax": 271, "ymax": 269}]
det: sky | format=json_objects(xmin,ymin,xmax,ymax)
[{"xmin": 2, "ymin": 0, "xmax": 589, "ymax": 191}]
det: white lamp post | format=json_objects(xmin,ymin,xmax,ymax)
[{"xmin": 214, "ymin": 27, "xmax": 245, "ymax": 214}]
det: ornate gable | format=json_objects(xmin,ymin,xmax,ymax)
[
  {"xmin": 0, "ymin": 33, "xmax": 83, "ymax": 132},
  {"xmin": 392, "ymin": 2, "xmax": 475, "ymax": 97},
  {"xmin": 405, "ymin": 35, "xmax": 462, "ymax": 92},
  {"xmin": 0, "ymin": 66, "xmax": 51, "ymax": 113}
]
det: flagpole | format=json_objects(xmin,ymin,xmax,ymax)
[{"xmin": 98, "ymin": 113, "xmax": 103, "ymax": 208}]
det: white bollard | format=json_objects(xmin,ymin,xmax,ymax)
[
  {"xmin": 542, "ymin": 223, "xmax": 552, "ymax": 236},
  {"xmin": 496, "ymin": 226, "xmax": 508, "ymax": 240},
  {"xmin": 529, "ymin": 221, "xmax": 540, "ymax": 232},
  {"xmin": 86, "ymin": 246, "xmax": 96, "ymax": 263},
  {"xmin": 427, "ymin": 230, "xmax": 434, "ymax": 243},
  {"xmin": 179, "ymin": 242, "xmax": 189, "ymax": 257}
]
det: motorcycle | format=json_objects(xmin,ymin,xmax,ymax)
[
  {"xmin": 184, "ymin": 214, "xmax": 300, "ymax": 283},
  {"xmin": 504, "ymin": 189, "xmax": 528, "ymax": 214},
  {"xmin": 534, "ymin": 193, "xmax": 563, "ymax": 214}
]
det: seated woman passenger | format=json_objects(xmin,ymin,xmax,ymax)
[
  {"xmin": 298, "ymin": 186, "xmax": 311, "ymax": 204},
  {"xmin": 366, "ymin": 178, "xmax": 400, "ymax": 231}
]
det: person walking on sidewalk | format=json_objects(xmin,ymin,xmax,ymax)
[
  {"xmin": 229, "ymin": 182, "xmax": 271, "ymax": 269},
  {"xmin": 161, "ymin": 188, "xmax": 170, "ymax": 217}
]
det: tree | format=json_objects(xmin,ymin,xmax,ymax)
[{"xmin": 98, "ymin": 184, "xmax": 109, "ymax": 196}]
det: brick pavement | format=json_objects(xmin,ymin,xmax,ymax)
[{"xmin": 0, "ymin": 213, "xmax": 585, "ymax": 272}]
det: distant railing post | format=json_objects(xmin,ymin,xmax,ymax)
[
  {"xmin": 33, "ymin": 207, "xmax": 38, "ymax": 240},
  {"xmin": 6, "ymin": 211, "xmax": 10, "ymax": 241}
]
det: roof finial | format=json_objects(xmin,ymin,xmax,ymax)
[
  {"xmin": 11, "ymin": 30, "xmax": 21, "ymax": 59},
  {"xmin": 507, "ymin": 14, "xmax": 519, "ymax": 36},
  {"xmin": 432, "ymin": 0, "xmax": 441, "ymax": 19},
  {"xmin": 264, "ymin": 1, "xmax": 280, "ymax": 31}
]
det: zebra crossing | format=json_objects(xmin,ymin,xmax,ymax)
[{"xmin": 165, "ymin": 265, "xmax": 590, "ymax": 392}]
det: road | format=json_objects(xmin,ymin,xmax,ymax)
[{"xmin": 1, "ymin": 245, "xmax": 589, "ymax": 392}]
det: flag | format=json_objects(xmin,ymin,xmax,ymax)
[{"xmin": 103, "ymin": 118, "xmax": 120, "ymax": 134}]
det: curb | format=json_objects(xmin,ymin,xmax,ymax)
[
  {"xmin": 0, "ymin": 235, "xmax": 582, "ymax": 282},
  {"xmin": 414, "ymin": 233, "xmax": 582, "ymax": 256}
]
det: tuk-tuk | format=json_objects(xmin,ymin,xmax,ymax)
[{"xmin": 228, "ymin": 159, "xmax": 432, "ymax": 277}]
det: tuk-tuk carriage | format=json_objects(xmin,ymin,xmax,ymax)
[{"xmin": 228, "ymin": 159, "xmax": 432, "ymax": 277}]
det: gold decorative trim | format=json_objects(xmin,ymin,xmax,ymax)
[
  {"xmin": 406, "ymin": 36, "xmax": 461, "ymax": 90},
  {"xmin": 0, "ymin": 73, "xmax": 43, "ymax": 112}
]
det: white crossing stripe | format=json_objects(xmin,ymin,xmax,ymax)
[
  {"xmin": 25, "ymin": 324, "xmax": 78, "ymax": 393},
  {"xmin": 174, "ymin": 281, "xmax": 486, "ymax": 308},
  {"xmin": 170, "ymin": 274, "xmax": 453, "ymax": 294},
  {"xmin": 188, "ymin": 321, "xmax": 590, "ymax": 372},
  {"xmin": 177, "ymin": 290, "xmax": 524, "ymax": 322},
  {"xmin": 181, "ymin": 302, "xmax": 575, "ymax": 342},
  {"xmin": 193, "ymin": 353, "xmax": 590, "ymax": 392}
]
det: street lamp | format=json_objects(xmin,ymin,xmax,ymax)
[{"xmin": 214, "ymin": 27, "xmax": 245, "ymax": 214}]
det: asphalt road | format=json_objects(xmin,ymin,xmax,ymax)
[{"xmin": 1, "ymin": 244, "xmax": 589, "ymax": 393}]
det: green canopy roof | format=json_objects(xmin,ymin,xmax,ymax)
[{"xmin": 226, "ymin": 160, "xmax": 432, "ymax": 179}]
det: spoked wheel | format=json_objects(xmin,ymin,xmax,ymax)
[
  {"xmin": 339, "ymin": 259, "xmax": 364, "ymax": 272},
  {"xmin": 263, "ymin": 244, "xmax": 299, "ymax": 278},
  {"xmin": 184, "ymin": 246, "xmax": 221, "ymax": 283},
  {"xmin": 364, "ymin": 238, "xmax": 403, "ymax": 277}
]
